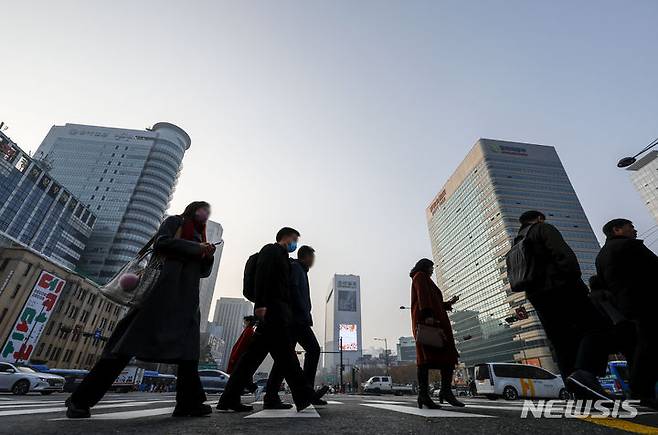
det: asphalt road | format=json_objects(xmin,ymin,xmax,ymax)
[{"xmin": 0, "ymin": 392, "xmax": 657, "ymax": 434}]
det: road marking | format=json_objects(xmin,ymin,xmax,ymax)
[
  {"xmin": 361, "ymin": 403, "xmax": 493, "ymax": 418},
  {"xmin": 580, "ymin": 416, "xmax": 658, "ymax": 434},
  {"xmin": 363, "ymin": 400, "xmax": 408, "ymax": 405},
  {"xmin": 0, "ymin": 400, "xmax": 174, "ymax": 417},
  {"xmin": 245, "ymin": 405, "xmax": 320, "ymax": 418},
  {"xmin": 51, "ymin": 407, "xmax": 177, "ymax": 421},
  {"xmin": 0, "ymin": 399, "xmax": 135, "ymax": 409}
]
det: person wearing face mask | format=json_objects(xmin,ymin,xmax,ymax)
[
  {"xmin": 217, "ymin": 227, "xmax": 326, "ymax": 412},
  {"xmin": 66, "ymin": 201, "xmax": 216, "ymax": 418}
]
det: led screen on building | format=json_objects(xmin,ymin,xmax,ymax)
[{"xmin": 339, "ymin": 324, "xmax": 358, "ymax": 351}]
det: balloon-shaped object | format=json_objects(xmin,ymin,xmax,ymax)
[{"xmin": 119, "ymin": 273, "xmax": 140, "ymax": 291}]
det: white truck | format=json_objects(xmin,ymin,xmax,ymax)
[
  {"xmin": 111, "ymin": 366, "xmax": 145, "ymax": 393},
  {"xmin": 362, "ymin": 376, "xmax": 415, "ymax": 395}
]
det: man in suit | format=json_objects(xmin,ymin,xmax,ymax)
[
  {"xmin": 596, "ymin": 218, "xmax": 658, "ymax": 408},
  {"xmin": 263, "ymin": 245, "xmax": 327, "ymax": 408}
]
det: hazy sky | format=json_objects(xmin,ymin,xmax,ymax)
[{"xmin": 3, "ymin": 1, "xmax": 658, "ymax": 351}]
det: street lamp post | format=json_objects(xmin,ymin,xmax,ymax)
[
  {"xmin": 373, "ymin": 337, "xmax": 389, "ymax": 375},
  {"xmin": 617, "ymin": 137, "xmax": 658, "ymax": 168}
]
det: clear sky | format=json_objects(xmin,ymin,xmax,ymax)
[{"xmin": 3, "ymin": 0, "xmax": 658, "ymax": 351}]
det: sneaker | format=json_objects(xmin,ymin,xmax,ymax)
[
  {"xmin": 311, "ymin": 397, "xmax": 328, "ymax": 406},
  {"xmin": 295, "ymin": 398, "xmax": 312, "ymax": 413},
  {"xmin": 566, "ymin": 370, "xmax": 614, "ymax": 401},
  {"xmin": 65, "ymin": 398, "xmax": 90, "ymax": 419},
  {"xmin": 172, "ymin": 403, "xmax": 212, "ymax": 417},
  {"xmin": 313, "ymin": 385, "xmax": 329, "ymax": 401},
  {"xmin": 216, "ymin": 401, "xmax": 254, "ymax": 412}
]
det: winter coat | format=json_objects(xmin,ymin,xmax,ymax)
[
  {"xmin": 411, "ymin": 271, "xmax": 459, "ymax": 368},
  {"xmin": 289, "ymin": 259, "xmax": 313, "ymax": 327},
  {"xmin": 103, "ymin": 215, "xmax": 213, "ymax": 362}
]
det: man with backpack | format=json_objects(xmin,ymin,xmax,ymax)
[
  {"xmin": 217, "ymin": 227, "xmax": 325, "ymax": 412},
  {"xmin": 507, "ymin": 211, "xmax": 610, "ymax": 400},
  {"xmin": 263, "ymin": 245, "xmax": 327, "ymax": 408}
]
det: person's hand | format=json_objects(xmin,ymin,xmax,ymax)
[
  {"xmin": 200, "ymin": 242, "xmax": 216, "ymax": 258},
  {"xmin": 424, "ymin": 317, "xmax": 435, "ymax": 325},
  {"xmin": 255, "ymin": 307, "xmax": 267, "ymax": 320}
]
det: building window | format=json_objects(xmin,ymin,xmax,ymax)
[
  {"xmin": 22, "ymin": 264, "xmax": 32, "ymax": 277},
  {"xmin": 11, "ymin": 284, "xmax": 21, "ymax": 298},
  {"xmin": 0, "ymin": 259, "xmax": 9, "ymax": 271}
]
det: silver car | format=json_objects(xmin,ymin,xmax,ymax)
[
  {"xmin": 199, "ymin": 369, "xmax": 229, "ymax": 394},
  {"xmin": 0, "ymin": 362, "xmax": 65, "ymax": 395}
]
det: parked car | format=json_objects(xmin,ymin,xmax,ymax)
[
  {"xmin": 46, "ymin": 368, "xmax": 89, "ymax": 393},
  {"xmin": 474, "ymin": 362, "xmax": 569, "ymax": 401},
  {"xmin": 598, "ymin": 360, "xmax": 630, "ymax": 399},
  {"xmin": 0, "ymin": 362, "xmax": 65, "ymax": 395},
  {"xmin": 362, "ymin": 376, "xmax": 416, "ymax": 395},
  {"xmin": 199, "ymin": 369, "xmax": 230, "ymax": 393}
]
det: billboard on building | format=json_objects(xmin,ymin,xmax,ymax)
[
  {"xmin": 339, "ymin": 324, "xmax": 358, "ymax": 351},
  {"xmin": 1, "ymin": 271, "xmax": 66, "ymax": 362}
]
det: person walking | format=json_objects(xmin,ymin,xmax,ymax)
[
  {"xmin": 410, "ymin": 258, "xmax": 464, "ymax": 409},
  {"xmin": 595, "ymin": 218, "xmax": 658, "ymax": 409},
  {"xmin": 263, "ymin": 245, "xmax": 327, "ymax": 408},
  {"xmin": 65, "ymin": 201, "xmax": 216, "ymax": 418},
  {"xmin": 510, "ymin": 210, "xmax": 610, "ymax": 399},
  {"xmin": 217, "ymin": 228, "xmax": 323, "ymax": 412}
]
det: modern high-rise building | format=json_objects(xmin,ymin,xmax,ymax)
[
  {"xmin": 35, "ymin": 122, "xmax": 191, "ymax": 283},
  {"xmin": 199, "ymin": 220, "xmax": 223, "ymax": 333},
  {"xmin": 396, "ymin": 336, "xmax": 416, "ymax": 363},
  {"xmin": 625, "ymin": 151, "xmax": 658, "ymax": 224},
  {"xmin": 212, "ymin": 297, "xmax": 253, "ymax": 370},
  {"xmin": 0, "ymin": 131, "xmax": 96, "ymax": 270},
  {"xmin": 323, "ymin": 274, "xmax": 362, "ymax": 377},
  {"xmin": 426, "ymin": 139, "xmax": 600, "ymax": 373}
]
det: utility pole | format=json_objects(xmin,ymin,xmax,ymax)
[{"xmin": 339, "ymin": 337, "xmax": 344, "ymax": 392}]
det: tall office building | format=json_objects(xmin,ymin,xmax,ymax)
[
  {"xmin": 212, "ymin": 297, "xmax": 253, "ymax": 370},
  {"xmin": 199, "ymin": 220, "xmax": 224, "ymax": 333},
  {"xmin": 626, "ymin": 151, "xmax": 658, "ymax": 224},
  {"xmin": 396, "ymin": 336, "xmax": 416, "ymax": 363},
  {"xmin": 426, "ymin": 139, "xmax": 600, "ymax": 373},
  {"xmin": 323, "ymin": 275, "xmax": 363, "ymax": 377},
  {"xmin": 36, "ymin": 122, "xmax": 191, "ymax": 283},
  {"xmin": 0, "ymin": 131, "xmax": 96, "ymax": 269}
]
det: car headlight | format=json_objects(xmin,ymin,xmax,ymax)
[{"xmin": 39, "ymin": 377, "xmax": 48, "ymax": 382}]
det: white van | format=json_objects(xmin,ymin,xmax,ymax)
[{"xmin": 474, "ymin": 363, "xmax": 569, "ymax": 401}]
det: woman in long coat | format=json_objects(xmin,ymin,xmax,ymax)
[
  {"xmin": 66, "ymin": 201, "xmax": 217, "ymax": 418},
  {"xmin": 410, "ymin": 258, "xmax": 465, "ymax": 408}
]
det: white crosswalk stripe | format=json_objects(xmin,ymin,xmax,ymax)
[
  {"xmin": 361, "ymin": 403, "xmax": 493, "ymax": 418},
  {"xmin": 51, "ymin": 407, "xmax": 177, "ymax": 421},
  {"xmin": 0, "ymin": 400, "xmax": 174, "ymax": 417},
  {"xmin": 245, "ymin": 405, "xmax": 320, "ymax": 418}
]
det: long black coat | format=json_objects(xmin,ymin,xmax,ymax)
[
  {"xmin": 103, "ymin": 216, "xmax": 213, "ymax": 362},
  {"xmin": 596, "ymin": 236, "xmax": 658, "ymax": 319}
]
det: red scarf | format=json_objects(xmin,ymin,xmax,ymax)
[{"xmin": 180, "ymin": 217, "xmax": 207, "ymax": 242}]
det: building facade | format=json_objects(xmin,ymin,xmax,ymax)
[
  {"xmin": 0, "ymin": 131, "xmax": 96, "ymax": 270},
  {"xmin": 212, "ymin": 297, "xmax": 253, "ymax": 370},
  {"xmin": 396, "ymin": 336, "xmax": 416, "ymax": 363},
  {"xmin": 0, "ymin": 246, "xmax": 123, "ymax": 369},
  {"xmin": 626, "ymin": 151, "xmax": 658, "ymax": 224},
  {"xmin": 323, "ymin": 274, "xmax": 363, "ymax": 377},
  {"xmin": 36, "ymin": 122, "xmax": 191, "ymax": 283},
  {"xmin": 426, "ymin": 139, "xmax": 600, "ymax": 373},
  {"xmin": 199, "ymin": 220, "xmax": 223, "ymax": 333}
]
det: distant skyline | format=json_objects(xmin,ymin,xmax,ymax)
[{"xmin": 3, "ymin": 0, "xmax": 658, "ymax": 350}]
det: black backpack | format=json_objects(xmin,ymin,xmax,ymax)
[
  {"xmin": 243, "ymin": 252, "xmax": 259, "ymax": 302},
  {"xmin": 505, "ymin": 224, "xmax": 537, "ymax": 293}
]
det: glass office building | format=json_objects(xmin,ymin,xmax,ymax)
[
  {"xmin": 0, "ymin": 131, "xmax": 95, "ymax": 269},
  {"xmin": 35, "ymin": 122, "xmax": 191, "ymax": 283},
  {"xmin": 626, "ymin": 151, "xmax": 658, "ymax": 224},
  {"xmin": 426, "ymin": 139, "xmax": 600, "ymax": 373}
]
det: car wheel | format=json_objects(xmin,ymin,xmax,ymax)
[
  {"xmin": 12, "ymin": 380, "xmax": 30, "ymax": 395},
  {"xmin": 558, "ymin": 388, "xmax": 571, "ymax": 400},
  {"xmin": 502, "ymin": 386, "xmax": 519, "ymax": 401},
  {"xmin": 485, "ymin": 394, "xmax": 498, "ymax": 400},
  {"xmin": 40, "ymin": 391, "xmax": 54, "ymax": 395},
  {"xmin": 373, "ymin": 388, "xmax": 381, "ymax": 394}
]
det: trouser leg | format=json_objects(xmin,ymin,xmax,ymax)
[
  {"xmin": 297, "ymin": 326, "xmax": 321, "ymax": 389},
  {"xmin": 264, "ymin": 323, "xmax": 313, "ymax": 406},
  {"xmin": 630, "ymin": 319, "xmax": 658, "ymax": 400},
  {"xmin": 219, "ymin": 333, "xmax": 269, "ymax": 404},
  {"xmin": 417, "ymin": 365, "xmax": 429, "ymax": 396},
  {"xmin": 176, "ymin": 361, "xmax": 206, "ymax": 406},
  {"xmin": 69, "ymin": 356, "xmax": 131, "ymax": 408}
]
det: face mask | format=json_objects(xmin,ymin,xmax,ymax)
[
  {"xmin": 287, "ymin": 241, "xmax": 298, "ymax": 253},
  {"xmin": 195, "ymin": 209, "xmax": 210, "ymax": 223}
]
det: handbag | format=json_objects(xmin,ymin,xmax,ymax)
[
  {"xmin": 99, "ymin": 235, "xmax": 165, "ymax": 308},
  {"xmin": 416, "ymin": 323, "xmax": 445, "ymax": 348}
]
